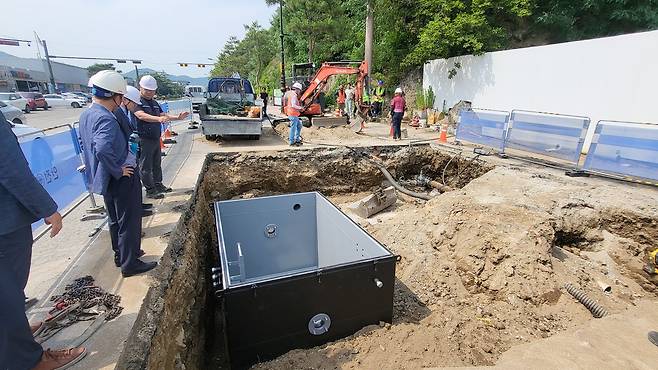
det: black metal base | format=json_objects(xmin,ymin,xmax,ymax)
[
  {"xmin": 220, "ymin": 257, "xmax": 396, "ymax": 370},
  {"xmin": 565, "ymin": 169, "xmax": 590, "ymax": 177}
]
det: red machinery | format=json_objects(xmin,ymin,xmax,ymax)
[{"xmin": 298, "ymin": 60, "xmax": 369, "ymax": 118}]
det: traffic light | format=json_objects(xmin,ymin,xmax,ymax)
[
  {"xmin": 197, "ymin": 64, "xmax": 206, "ymax": 68},
  {"xmin": 179, "ymin": 63, "xmax": 188, "ymax": 67}
]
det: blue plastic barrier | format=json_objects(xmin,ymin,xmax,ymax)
[
  {"xmin": 583, "ymin": 121, "xmax": 658, "ymax": 182},
  {"xmin": 506, "ymin": 110, "xmax": 590, "ymax": 165},
  {"xmin": 19, "ymin": 127, "xmax": 87, "ymax": 230},
  {"xmin": 456, "ymin": 109, "xmax": 509, "ymax": 152}
]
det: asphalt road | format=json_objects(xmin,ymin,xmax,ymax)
[{"xmin": 23, "ymin": 105, "xmax": 87, "ymax": 131}]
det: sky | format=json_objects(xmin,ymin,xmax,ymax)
[{"xmin": 1, "ymin": 0, "xmax": 277, "ymax": 78}]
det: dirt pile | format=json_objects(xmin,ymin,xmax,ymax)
[
  {"xmin": 254, "ymin": 165, "xmax": 658, "ymax": 369},
  {"xmin": 274, "ymin": 124, "xmax": 359, "ymax": 143}
]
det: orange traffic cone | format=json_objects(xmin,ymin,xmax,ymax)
[
  {"xmin": 163, "ymin": 127, "xmax": 177, "ymax": 144},
  {"xmin": 439, "ymin": 122, "xmax": 448, "ymax": 143},
  {"xmin": 160, "ymin": 137, "xmax": 167, "ymax": 157}
]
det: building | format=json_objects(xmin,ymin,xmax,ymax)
[{"xmin": 0, "ymin": 51, "xmax": 89, "ymax": 93}]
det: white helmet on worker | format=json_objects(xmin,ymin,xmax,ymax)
[
  {"xmin": 139, "ymin": 75, "xmax": 158, "ymax": 91},
  {"xmin": 394, "ymin": 87, "xmax": 403, "ymax": 94},
  {"xmin": 292, "ymin": 82, "xmax": 303, "ymax": 91},
  {"xmin": 124, "ymin": 86, "xmax": 142, "ymax": 106},
  {"xmin": 87, "ymin": 69, "xmax": 112, "ymax": 88},
  {"xmin": 90, "ymin": 70, "xmax": 127, "ymax": 98}
]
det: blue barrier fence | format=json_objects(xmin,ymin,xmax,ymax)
[
  {"xmin": 456, "ymin": 109, "xmax": 508, "ymax": 152},
  {"xmin": 583, "ymin": 120, "xmax": 658, "ymax": 183},
  {"xmin": 457, "ymin": 108, "xmax": 657, "ymax": 185},
  {"xmin": 506, "ymin": 110, "xmax": 590, "ymax": 165},
  {"xmin": 18, "ymin": 125, "xmax": 87, "ymax": 230}
]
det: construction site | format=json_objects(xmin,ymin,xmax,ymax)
[
  {"xmin": 8, "ymin": 2, "xmax": 658, "ymax": 369},
  {"xmin": 105, "ymin": 107, "xmax": 658, "ymax": 369}
]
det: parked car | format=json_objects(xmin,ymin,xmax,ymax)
[
  {"xmin": 71, "ymin": 92, "xmax": 92, "ymax": 102},
  {"xmin": 9, "ymin": 120, "xmax": 42, "ymax": 142},
  {"xmin": 43, "ymin": 94, "xmax": 87, "ymax": 108},
  {"xmin": 62, "ymin": 92, "xmax": 90, "ymax": 104},
  {"xmin": 0, "ymin": 101, "xmax": 28, "ymax": 124},
  {"xmin": 0, "ymin": 92, "xmax": 31, "ymax": 113},
  {"xmin": 17, "ymin": 92, "xmax": 48, "ymax": 111}
]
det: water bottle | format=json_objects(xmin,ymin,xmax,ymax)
[{"xmin": 129, "ymin": 133, "xmax": 140, "ymax": 156}]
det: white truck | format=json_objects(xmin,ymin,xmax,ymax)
[{"xmin": 185, "ymin": 85, "xmax": 206, "ymax": 112}]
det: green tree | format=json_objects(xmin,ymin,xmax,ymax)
[
  {"xmin": 533, "ymin": 0, "xmax": 658, "ymax": 42},
  {"xmin": 87, "ymin": 63, "xmax": 115, "ymax": 77},
  {"xmin": 151, "ymin": 72, "xmax": 184, "ymax": 98}
]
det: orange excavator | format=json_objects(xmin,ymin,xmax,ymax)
[
  {"xmin": 273, "ymin": 60, "xmax": 369, "ymax": 131},
  {"xmin": 298, "ymin": 60, "xmax": 369, "ymax": 118}
]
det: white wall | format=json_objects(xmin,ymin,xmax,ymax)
[{"xmin": 423, "ymin": 30, "xmax": 658, "ymax": 151}]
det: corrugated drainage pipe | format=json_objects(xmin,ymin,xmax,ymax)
[{"xmin": 565, "ymin": 283, "xmax": 608, "ymax": 318}]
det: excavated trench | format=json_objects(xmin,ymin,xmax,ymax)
[{"xmin": 115, "ymin": 145, "xmax": 492, "ymax": 369}]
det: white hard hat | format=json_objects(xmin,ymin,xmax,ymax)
[
  {"xmin": 395, "ymin": 87, "xmax": 403, "ymax": 94},
  {"xmin": 292, "ymin": 82, "xmax": 303, "ymax": 90},
  {"xmin": 124, "ymin": 86, "xmax": 142, "ymax": 105},
  {"xmin": 90, "ymin": 70, "xmax": 127, "ymax": 97},
  {"xmin": 139, "ymin": 75, "xmax": 158, "ymax": 91},
  {"xmin": 88, "ymin": 69, "xmax": 113, "ymax": 87}
]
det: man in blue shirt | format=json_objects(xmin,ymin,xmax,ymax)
[
  {"xmin": 80, "ymin": 71, "xmax": 157, "ymax": 277},
  {"xmin": 0, "ymin": 111, "xmax": 86, "ymax": 369},
  {"xmin": 134, "ymin": 75, "xmax": 188, "ymax": 199}
]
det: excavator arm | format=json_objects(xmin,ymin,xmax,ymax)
[{"xmin": 299, "ymin": 61, "xmax": 369, "ymax": 116}]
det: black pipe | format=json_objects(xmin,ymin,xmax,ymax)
[{"xmin": 368, "ymin": 160, "xmax": 432, "ymax": 201}]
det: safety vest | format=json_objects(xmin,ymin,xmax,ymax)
[
  {"xmin": 284, "ymin": 91, "xmax": 300, "ymax": 117},
  {"xmin": 373, "ymin": 86, "xmax": 385, "ymax": 102},
  {"xmin": 337, "ymin": 89, "xmax": 346, "ymax": 104}
]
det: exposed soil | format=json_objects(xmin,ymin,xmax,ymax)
[
  {"xmin": 118, "ymin": 144, "xmax": 658, "ymax": 370},
  {"xmin": 250, "ymin": 157, "xmax": 658, "ymax": 369}
]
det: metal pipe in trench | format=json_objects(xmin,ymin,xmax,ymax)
[{"xmin": 369, "ymin": 160, "xmax": 432, "ymax": 201}]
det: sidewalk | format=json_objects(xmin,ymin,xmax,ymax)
[{"xmin": 26, "ymin": 120, "xmax": 216, "ymax": 369}]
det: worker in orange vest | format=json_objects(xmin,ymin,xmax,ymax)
[
  {"xmin": 284, "ymin": 82, "xmax": 304, "ymax": 146},
  {"xmin": 337, "ymin": 85, "xmax": 346, "ymax": 115}
]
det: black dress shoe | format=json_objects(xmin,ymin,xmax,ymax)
[
  {"xmin": 142, "ymin": 209, "xmax": 154, "ymax": 217},
  {"xmin": 155, "ymin": 184, "xmax": 173, "ymax": 193},
  {"xmin": 146, "ymin": 191, "xmax": 164, "ymax": 199},
  {"xmin": 114, "ymin": 253, "xmax": 121, "ymax": 267},
  {"xmin": 142, "ymin": 203, "xmax": 154, "ymax": 210},
  {"xmin": 122, "ymin": 260, "xmax": 158, "ymax": 277}
]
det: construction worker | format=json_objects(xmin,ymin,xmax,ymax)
[
  {"xmin": 80, "ymin": 70, "xmax": 157, "ymax": 277},
  {"xmin": 390, "ymin": 87, "xmax": 406, "ymax": 140},
  {"xmin": 344, "ymin": 84, "xmax": 355, "ymax": 119},
  {"xmin": 284, "ymin": 82, "xmax": 304, "ymax": 146},
  {"xmin": 0, "ymin": 111, "xmax": 87, "ymax": 370},
  {"xmin": 337, "ymin": 85, "xmax": 346, "ymax": 115},
  {"xmin": 372, "ymin": 80, "xmax": 385, "ymax": 117},
  {"xmin": 117, "ymin": 85, "xmax": 154, "ymax": 217},
  {"xmin": 134, "ymin": 75, "xmax": 188, "ymax": 199}
]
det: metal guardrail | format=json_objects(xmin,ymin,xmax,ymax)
[{"xmin": 456, "ymin": 108, "xmax": 509, "ymax": 152}]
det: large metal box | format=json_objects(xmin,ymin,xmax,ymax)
[{"xmin": 212, "ymin": 192, "xmax": 397, "ymax": 369}]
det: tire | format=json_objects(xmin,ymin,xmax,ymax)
[
  {"xmin": 43, "ymin": 105, "xmax": 48, "ymax": 110},
  {"xmin": 12, "ymin": 118, "xmax": 22, "ymax": 125},
  {"xmin": 72, "ymin": 102, "xmax": 80, "ymax": 108},
  {"xmin": 205, "ymin": 134, "xmax": 217, "ymax": 141},
  {"xmin": 24, "ymin": 105, "xmax": 31, "ymax": 113}
]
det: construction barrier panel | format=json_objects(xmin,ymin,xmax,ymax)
[
  {"xmin": 456, "ymin": 109, "xmax": 509, "ymax": 152},
  {"xmin": 18, "ymin": 125, "xmax": 87, "ymax": 230},
  {"xmin": 583, "ymin": 120, "xmax": 658, "ymax": 183},
  {"xmin": 160, "ymin": 98, "xmax": 194, "ymax": 125},
  {"xmin": 505, "ymin": 110, "xmax": 590, "ymax": 165}
]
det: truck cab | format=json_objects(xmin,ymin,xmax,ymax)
[{"xmin": 185, "ymin": 85, "xmax": 206, "ymax": 112}]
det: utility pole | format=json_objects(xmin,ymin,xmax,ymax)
[
  {"xmin": 279, "ymin": 0, "xmax": 286, "ymax": 91},
  {"xmin": 134, "ymin": 64, "xmax": 140, "ymax": 87},
  {"xmin": 364, "ymin": 0, "xmax": 374, "ymax": 93},
  {"xmin": 41, "ymin": 40, "xmax": 57, "ymax": 93}
]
